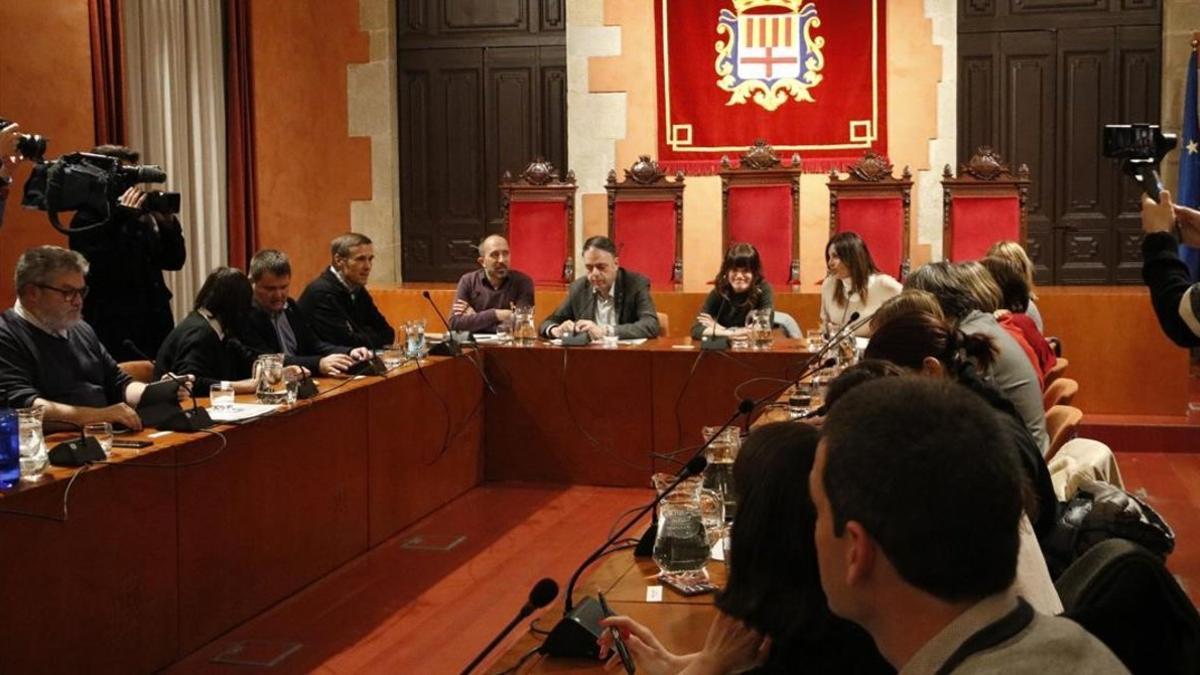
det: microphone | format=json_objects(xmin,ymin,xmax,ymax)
[
  {"xmin": 423, "ymin": 290, "xmax": 464, "ymax": 357},
  {"xmin": 421, "ymin": 292, "xmax": 497, "ymax": 394},
  {"xmin": 460, "ymin": 577, "xmax": 559, "ymax": 674},
  {"xmin": 47, "ymin": 420, "xmax": 106, "ymax": 467},
  {"xmin": 544, "ymin": 455, "xmax": 707, "ymax": 661},
  {"xmin": 123, "ymin": 339, "xmax": 215, "ymax": 431},
  {"xmin": 699, "ymin": 295, "xmax": 730, "ymax": 351}
]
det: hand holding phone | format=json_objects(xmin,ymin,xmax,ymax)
[{"xmin": 598, "ymin": 592, "xmax": 635, "ymax": 674}]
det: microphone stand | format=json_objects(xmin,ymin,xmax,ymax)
[
  {"xmin": 421, "ymin": 291, "xmax": 497, "ymax": 394},
  {"xmin": 543, "ymin": 455, "xmax": 708, "ymax": 660}
]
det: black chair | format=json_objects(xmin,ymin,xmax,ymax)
[{"xmin": 1055, "ymin": 539, "xmax": 1200, "ymax": 674}]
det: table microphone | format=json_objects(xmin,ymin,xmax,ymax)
[
  {"xmin": 459, "ymin": 577, "xmax": 559, "ymax": 675},
  {"xmin": 420, "ymin": 291, "xmax": 496, "ymax": 394},
  {"xmin": 422, "ymin": 290, "xmax": 464, "ymax": 357},
  {"xmin": 543, "ymin": 455, "xmax": 707, "ymax": 661},
  {"xmin": 122, "ymin": 340, "xmax": 214, "ymax": 431}
]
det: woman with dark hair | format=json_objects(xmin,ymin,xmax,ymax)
[
  {"xmin": 905, "ymin": 261, "xmax": 1049, "ymax": 453},
  {"xmin": 820, "ymin": 232, "xmax": 901, "ymax": 337},
  {"xmin": 691, "ymin": 243, "xmax": 774, "ymax": 340},
  {"xmin": 155, "ymin": 267, "xmax": 260, "ymax": 393},
  {"xmin": 599, "ymin": 423, "xmax": 893, "ymax": 675},
  {"xmin": 863, "ymin": 313, "xmax": 1058, "ymax": 545}
]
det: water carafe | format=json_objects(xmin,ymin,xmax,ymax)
[
  {"xmin": 253, "ymin": 353, "xmax": 287, "ymax": 404},
  {"xmin": 701, "ymin": 426, "xmax": 741, "ymax": 520},
  {"xmin": 651, "ymin": 473, "xmax": 710, "ymax": 576},
  {"xmin": 512, "ymin": 306, "xmax": 536, "ymax": 346}
]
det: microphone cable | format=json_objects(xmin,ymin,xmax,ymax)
[
  {"xmin": 412, "ymin": 355, "xmax": 486, "ymax": 467},
  {"xmin": 0, "ymin": 463, "xmax": 91, "ymax": 523},
  {"xmin": 559, "ymin": 347, "xmax": 657, "ymax": 473}
]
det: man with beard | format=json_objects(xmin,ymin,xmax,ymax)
[
  {"xmin": 0, "ymin": 246, "xmax": 188, "ymax": 431},
  {"xmin": 449, "ymin": 235, "xmax": 534, "ymax": 333}
]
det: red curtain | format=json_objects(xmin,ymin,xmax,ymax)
[
  {"xmin": 88, "ymin": 0, "xmax": 126, "ymax": 146},
  {"xmin": 224, "ymin": 0, "xmax": 258, "ymax": 270}
]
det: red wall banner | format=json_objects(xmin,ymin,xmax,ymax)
[{"xmin": 655, "ymin": 0, "xmax": 887, "ymax": 174}]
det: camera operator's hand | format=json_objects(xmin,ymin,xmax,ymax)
[
  {"xmin": 119, "ymin": 186, "xmax": 147, "ymax": 211},
  {"xmin": 1143, "ymin": 190, "xmax": 1200, "ymax": 247},
  {"xmin": 0, "ymin": 122, "xmax": 21, "ymax": 178}
]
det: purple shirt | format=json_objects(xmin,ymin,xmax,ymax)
[{"xmin": 449, "ymin": 269, "xmax": 535, "ymax": 333}]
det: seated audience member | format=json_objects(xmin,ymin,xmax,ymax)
[
  {"xmin": 863, "ymin": 313, "xmax": 1057, "ymax": 542},
  {"xmin": 954, "ymin": 261, "xmax": 1044, "ymax": 389},
  {"xmin": 980, "ymin": 256, "xmax": 1057, "ymax": 378},
  {"xmin": 244, "ymin": 249, "xmax": 371, "ymax": 376},
  {"xmin": 905, "ymin": 262, "xmax": 1048, "ymax": 453},
  {"xmin": 155, "ymin": 267, "xmax": 258, "ymax": 393},
  {"xmin": 298, "ymin": 233, "xmax": 395, "ymax": 349},
  {"xmin": 600, "ymin": 422, "xmax": 893, "ymax": 675},
  {"xmin": 449, "ymin": 234, "xmax": 534, "ymax": 333},
  {"xmin": 540, "ymin": 235, "xmax": 659, "ymax": 339},
  {"xmin": 823, "ymin": 360, "xmax": 1061, "ymax": 615},
  {"xmin": 812, "ymin": 378, "xmax": 1127, "ymax": 673},
  {"xmin": 821, "ymin": 232, "xmax": 902, "ymax": 337},
  {"xmin": 0, "ymin": 246, "xmax": 187, "ymax": 431},
  {"xmin": 691, "ymin": 243, "xmax": 774, "ymax": 340},
  {"xmin": 1140, "ymin": 190, "xmax": 1200, "ymax": 347},
  {"xmin": 987, "ymin": 240, "xmax": 1044, "ymax": 332},
  {"xmin": 870, "ymin": 289, "xmax": 945, "ymax": 332}
]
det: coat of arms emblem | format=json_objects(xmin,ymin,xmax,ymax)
[{"xmin": 715, "ymin": 0, "xmax": 825, "ymax": 112}]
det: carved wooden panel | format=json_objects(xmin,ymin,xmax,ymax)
[
  {"xmin": 541, "ymin": 0, "xmax": 565, "ymax": 30},
  {"xmin": 963, "ymin": 0, "xmax": 996, "ymax": 17},
  {"xmin": 1001, "ymin": 31, "xmax": 1055, "ymax": 281},
  {"xmin": 958, "ymin": 7, "xmax": 1160, "ymax": 284},
  {"xmin": 1011, "ymin": 0, "xmax": 1107, "ymax": 12},
  {"xmin": 443, "ymin": 0, "xmax": 526, "ymax": 31}
]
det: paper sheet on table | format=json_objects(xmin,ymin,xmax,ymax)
[
  {"xmin": 207, "ymin": 403, "xmax": 281, "ymax": 423},
  {"xmin": 620, "ymin": 338, "xmax": 648, "ymax": 345},
  {"xmin": 471, "ymin": 333, "xmax": 502, "ymax": 342},
  {"xmin": 711, "ymin": 538, "xmax": 725, "ymax": 562}
]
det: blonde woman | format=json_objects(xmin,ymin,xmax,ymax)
[{"xmin": 987, "ymin": 241, "xmax": 1043, "ymax": 331}]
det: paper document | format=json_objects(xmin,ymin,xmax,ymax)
[{"xmin": 207, "ymin": 403, "xmax": 281, "ymax": 423}]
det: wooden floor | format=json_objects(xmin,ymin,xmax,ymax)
[
  {"xmin": 1117, "ymin": 452, "xmax": 1200, "ymax": 606},
  {"xmin": 164, "ymin": 483, "xmax": 650, "ymax": 674},
  {"xmin": 163, "ymin": 452, "xmax": 1200, "ymax": 674}
]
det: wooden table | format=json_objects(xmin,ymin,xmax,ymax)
[
  {"xmin": 492, "ymin": 550, "xmax": 727, "ymax": 673},
  {"xmin": 0, "ymin": 338, "xmax": 806, "ymax": 673}
]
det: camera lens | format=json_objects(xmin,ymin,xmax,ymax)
[{"xmin": 133, "ymin": 165, "xmax": 167, "ymax": 183}]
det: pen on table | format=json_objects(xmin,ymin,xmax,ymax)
[{"xmin": 598, "ymin": 592, "xmax": 635, "ymax": 674}]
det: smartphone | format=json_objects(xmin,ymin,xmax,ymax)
[{"xmin": 112, "ymin": 440, "xmax": 153, "ymax": 449}]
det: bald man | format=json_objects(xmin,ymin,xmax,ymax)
[{"xmin": 449, "ymin": 235, "xmax": 535, "ymax": 333}]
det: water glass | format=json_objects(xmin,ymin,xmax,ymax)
[
  {"xmin": 84, "ymin": 422, "xmax": 114, "ymax": 457},
  {"xmin": 17, "ymin": 407, "xmax": 48, "ymax": 479},
  {"xmin": 601, "ymin": 323, "xmax": 618, "ymax": 349},
  {"xmin": 730, "ymin": 330, "xmax": 750, "ymax": 350},
  {"xmin": 210, "ymin": 381, "xmax": 235, "ymax": 410},
  {"xmin": 748, "ymin": 309, "xmax": 773, "ymax": 350},
  {"xmin": 283, "ymin": 368, "xmax": 303, "ymax": 405},
  {"xmin": 806, "ymin": 329, "xmax": 825, "ymax": 351},
  {"xmin": 404, "ymin": 319, "xmax": 427, "ymax": 359},
  {"xmin": 380, "ymin": 344, "xmax": 404, "ymax": 369},
  {"xmin": 254, "ymin": 354, "xmax": 288, "ymax": 404}
]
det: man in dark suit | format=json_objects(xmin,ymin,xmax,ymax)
[
  {"xmin": 244, "ymin": 250, "xmax": 372, "ymax": 375},
  {"xmin": 540, "ymin": 235, "xmax": 659, "ymax": 339},
  {"xmin": 297, "ymin": 233, "xmax": 395, "ymax": 349}
]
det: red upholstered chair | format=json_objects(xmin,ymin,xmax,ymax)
[
  {"xmin": 500, "ymin": 159, "xmax": 577, "ymax": 284},
  {"xmin": 606, "ymin": 156, "xmax": 685, "ymax": 288},
  {"xmin": 828, "ymin": 151, "xmax": 913, "ymax": 279},
  {"xmin": 719, "ymin": 140, "xmax": 802, "ymax": 287},
  {"xmin": 942, "ymin": 147, "xmax": 1031, "ymax": 262}
]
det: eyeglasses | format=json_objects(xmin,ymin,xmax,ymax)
[{"xmin": 36, "ymin": 284, "xmax": 89, "ymax": 301}]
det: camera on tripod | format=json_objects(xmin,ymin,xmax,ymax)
[
  {"xmin": 1102, "ymin": 124, "xmax": 1177, "ymax": 202},
  {"xmin": 20, "ymin": 151, "xmax": 180, "ymax": 234}
]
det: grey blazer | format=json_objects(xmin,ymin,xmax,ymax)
[{"xmin": 540, "ymin": 269, "xmax": 660, "ymax": 339}]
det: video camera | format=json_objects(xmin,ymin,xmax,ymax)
[
  {"xmin": 20, "ymin": 152, "xmax": 180, "ymax": 235},
  {"xmin": 0, "ymin": 118, "xmax": 47, "ymax": 161},
  {"xmin": 1102, "ymin": 124, "xmax": 1177, "ymax": 202}
]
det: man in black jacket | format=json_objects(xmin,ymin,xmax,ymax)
[
  {"xmin": 245, "ymin": 249, "xmax": 371, "ymax": 375},
  {"xmin": 298, "ymin": 233, "xmax": 395, "ymax": 349},
  {"xmin": 1141, "ymin": 189, "xmax": 1200, "ymax": 347},
  {"xmin": 68, "ymin": 145, "xmax": 186, "ymax": 362},
  {"xmin": 539, "ymin": 235, "xmax": 660, "ymax": 340}
]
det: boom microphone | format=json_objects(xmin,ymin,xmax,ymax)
[{"xmin": 459, "ymin": 577, "xmax": 559, "ymax": 674}]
